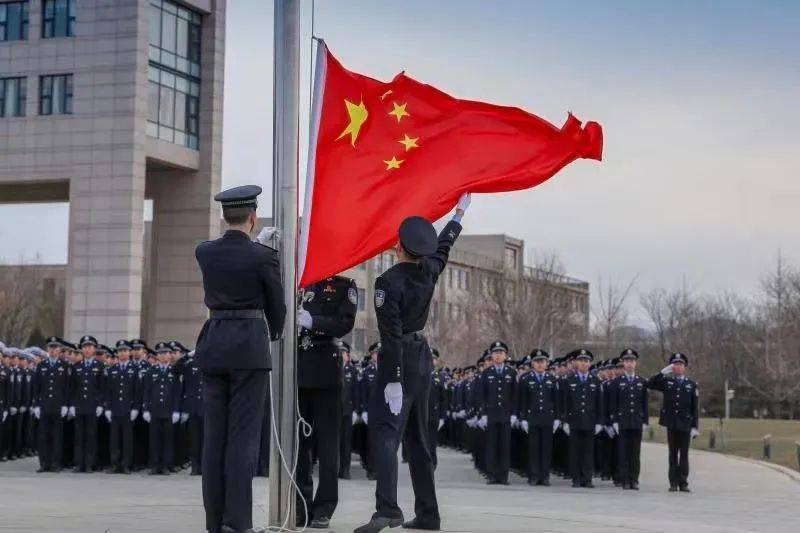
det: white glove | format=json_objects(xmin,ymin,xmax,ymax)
[
  {"xmin": 171, "ymin": 412, "xmax": 180, "ymax": 424},
  {"xmin": 660, "ymin": 364, "xmax": 674, "ymax": 376},
  {"xmin": 384, "ymin": 382, "xmax": 403, "ymax": 416},
  {"xmin": 95, "ymin": 406, "xmax": 104, "ymax": 417},
  {"xmin": 131, "ymin": 410, "xmax": 139, "ymax": 422},
  {"xmin": 59, "ymin": 406, "xmax": 67, "ymax": 418},
  {"xmin": 642, "ymin": 423, "xmax": 649, "ymax": 431},
  {"xmin": 352, "ymin": 411, "xmax": 359, "ymax": 425},
  {"xmin": 458, "ymin": 409, "xmax": 466, "ymax": 419},
  {"xmin": 563, "ymin": 423, "xmax": 570, "ymax": 436},
  {"xmin": 553, "ymin": 419, "xmax": 561, "ymax": 433},
  {"xmin": 478, "ymin": 415, "xmax": 488, "ymax": 430},
  {"xmin": 297, "ymin": 309, "xmax": 313, "ymax": 330},
  {"xmin": 691, "ymin": 428, "xmax": 700, "ymax": 439},
  {"xmin": 521, "ymin": 420, "xmax": 529, "ymax": 433},
  {"xmin": 180, "ymin": 412, "xmax": 189, "ymax": 423},
  {"xmin": 605, "ymin": 426, "xmax": 615, "ymax": 438},
  {"xmin": 362, "ymin": 412, "xmax": 368, "ymax": 425},
  {"xmin": 35, "ymin": 407, "xmax": 42, "ymax": 419},
  {"xmin": 510, "ymin": 414, "xmax": 518, "ymax": 426},
  {"xmin": 445, "ymin": 410, "xmax": 450, "ymax": 418},
  {"xmin": 10, "ymin": 407, "xmax": 17, "ymax": 415},
  {"xmin": 2, "ymin": 411, "xmax": 6, "ymax": 422},
  {"xmin": 466, "ymin": 416, "xmax": 477, "ymax": 428},
  {"xmin": 255, "ymin": 226, "xmax": 280, "ymax": 246},
  {"xmin": 613, "ymin": 422, "xmax": 619, "ymax": 434},
  {"xmin": 594, "ymin": 424, "xmax": 603, "ymax": 435},
  {"xmin": 143, "ymin": 411, "xmax": 151, "ymax": 423},
  {"xmin": 68, "ymin": 406, "xmax": 76, "ymax": 418},
  {"xmin": 20, "ymin": 406, "xmax": 27, "ymax": 413},
  {"xmin": 438, "ymin": 419, "xmax": 444, "ymax": 431},
  {"xmin": 456, "ymin": 192, "xmax": 471, "ymax": 213},
  {"xmin": 104, "ymin": 410, "xmax": 112, "ymax": 423}
]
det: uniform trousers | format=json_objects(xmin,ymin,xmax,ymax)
[
  {"xmin": 617, "ymin": 428, "xmax": 642, "ymax": 484},
  {"xmin": 74, "ymin": 413, "xmax": 98, "ymax": 470},
  {"xmin": 109, "ymin": 416, "xmax": 133, "ymax": 470},
  {"xmin": 569, "ymin": 429, "xmax": 594, "ymax": 484},
  {"xmin": 339, "ymin": 413, "xmax": 353, "ymax": 476},
  {"xmin": 370, "ymin": 336, "xmax": 439, "ymax": 525},
  {"xmin": 667, "ymin": 428, "xmax": 691, "ymax": 488},
  {"xmin": 485, "ymin": 421, "xmax": 511, "ymax": 482},
  {"xmin": 202, "ymin": 369, "xmax": 267, "ymax": 532},
  {"xmin": 527, "ymin": 424, "xmax": 553, "ymax": 482},
  {"xmin": 37, "ymin": 413, "xmax": 63, "ymax": 469},
  {"xmin": 188, "ymin": 414, "xmax": 204, "ymax": 474},
  {"xmin": 427, "ymin": 412, "xmax": 440, "ymax": 469},
  {"xmin": 148, "ymin": 417, "xmax": 174, "ymax": 470}
]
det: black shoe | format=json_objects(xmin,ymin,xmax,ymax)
[
  {"xmin": 72, "ymin": 467, "xmax": 84, "ymax": 473},
  {"xmin": 669, "ymin": 485, "xmax": 678, "ymax": 492},
  {"xmin": 354, "ymin": 516, "xmax": 404, "ymax": 533},
  {"xmin": 191, "ymin": 470, "xmax": 202, "ymax": 476},
  {"xmin": 310, "ymin": 516, "xmax": 331, "ymax": 529},
  {"xmin": 36, "ymin": 467, "xmax": 49, "ymax": 473},
  {"xmin": 584, "ymin": 482, "xmax": 595, "ymax": 488},
  {"xmin": 541, "ymin": 479, "xmax": 551, "ymax": 486},
  {"xmin": 679, "ymin": 485, "xmax": 691, "ymax": 493},
  {"xmin": 498, "ymin": 479, "xmax": 510, "ymax": 485},
  {"xmin": 572, "ymin": 481, "xmax": 581, "ymax": 488},
  {"xmin": 622, "ymin": 482, "xmax": 631, "ymax": 490},
  {"xmin": 149, "ymin": 469, "xmax": 160, "ymax": 475},
  {"xmin": 366, "ymin": 471, "xmax": 376, "ymax": 481},
  {"xmin": 527, "ymin": 478, "xmax": 536, "ymax": 486},
  {"xmin": 402, "ymin": 517, "xmax": 440, "ymax": 530},
  {"xmin": 486, "ymin": 478, "xmax": 499, "ymax": 485},
  {"xmin": 339, "ymin": 469, "xmax": 351, "ymax": 479},
  {"xmin": 630, "ymin": 482, "xmax": 639, "ymax": 490}
]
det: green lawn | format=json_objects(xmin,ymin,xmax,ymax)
[{"xmin": 645, "ymin": 417, "xmax": 800, "ymax": 471}]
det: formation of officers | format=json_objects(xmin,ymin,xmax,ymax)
[{"xmin": 0, "ymin": 335, "xmax": 225, "ymax": 477}]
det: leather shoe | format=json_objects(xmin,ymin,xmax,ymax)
[
  {"xmin": 402, "ymin": 517, "xmax": 440, "ymax": 530},
  {"xmin": 310, "ymin": 516, "xmax": 331, "ymax": 529},
  {"xmin": 668, "ymin": 485, "xmax": 678, "ymax": 492},
  {"xmin": 354, "ymin": 515, "xmax": 404, "ymax": 533},
  {"xmin": 541, "ymin": 479, "xmax": 551, "ymax": 486},
  {"xmin": 679, "ymin": 485, "xmax": 691, "ymax": 493}
]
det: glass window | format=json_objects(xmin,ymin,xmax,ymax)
[
  {"xmin": 149, "ymin": 0, "xmax": 201, "ymax": 77},
  {"xmin": 39, "ymin": 74, "xmax": 72, "ymax": 115},
  {"xmin": 42, "ymin": 0, "xmax": 75, "ymax": 38},
  {"xmin": 0, "ymin": 1, "xmax": 29, "ymax": 41},
  {"xmin": 147, "ymin": 65, "xmax": 199, "ymax": 149},
  {"xmin": 0, "ymin": 77, "xmax": 27, "ymax": 117}
]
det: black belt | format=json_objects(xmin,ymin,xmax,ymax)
[
  {"xmin": 402, "ymin": 331, "xmax": 424, "ymax": 341},
  {"xmin": 210, "ymin": 309, "xmax": 265, "ymax": 320}
]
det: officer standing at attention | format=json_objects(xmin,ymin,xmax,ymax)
[
  {"xmin": 339, "ymin": 342, "xmax": 358, "ymax": 480},
  {"xmin": 609, "ymin": 348, "xmax": 649, "ymax": 490},
  {"xmin": 179, "ymin": 347, "xmax": 204, "ymax": 476},
  {"xmin": 518, "ymin": 348, "xmax": 559, "ymax": 486},
  {"xmin": 563, "ymin": 349, "xmax": 604, "ymax": 488},
  {"xmin": 427, "ymin": 349, "xmax": 447, "ymax": 469},
  {"xmin": 142, "ymin": 342, "xmax": 182, "ymax": 475},
  {"xmin": 648, "ymin": 352, "xmax": 699, "ymax": 492},
  {"xmin": 476, "ymin": 341, "xmax": 517, "ymax": 485},
  {"xmin": 195, "ymin": 185, "xmax": 286, "ymax": 533},
  {"xmin": 70, "ymin": 335, "xmax": 105, "ymax": 473},
  {"xmin": 295, "ymin": 274, "xmax": 357, "ymax": 529},
  {"xmin": 104, "ymin": 340, "xmax": 139, "ymax": 474},
  {"xmin": 355, "ymin": 193, "xmax": 470, "ymax": 533}
]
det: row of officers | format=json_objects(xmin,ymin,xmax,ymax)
[{"xmin": 0, "ymin": 336, "xmax": 270, "ymax": 478}]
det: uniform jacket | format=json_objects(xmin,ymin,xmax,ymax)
[
  {"xmin": 518, "ymin": 371, "xmax": 559, "ymax": 427},
  {"xmin": 33, "ymin": 358, "xmax": 70, "ymax": 413},
  {"xmin": 141, "ymin": 365, "xmax": 182, "ymax": 419},
  {"xmin": 103, "ymin": 362, "xmax": 140, "ymax": 416},
  {"xmin": 647, "ymin": 373, "xmax": 699, "ymax": 432},
  {"xmin": 357, "ymin": 363, "xmax": 377, "ymax": 414},
  {"xmin": 180, "ymin": 356, "xmax": 204, "ymax": 416},
  {"xmin": 563, "ymin": 373, "xmax": 604, "ymax": 431},
  {"xmin": 195, "ymin": 230, "xmax": 286, "ymax": 370},
  {"xmin": 341, "ymin": 362, "xmax": 357, "ymax": 416},
  {"xmin": 478, "ymin": 364, "xmax": 517, "ymax": 423},
  {"xmin": 70, "ymin": 359, "xmax": 105, "ymax": 414},
  {"xmin": 429, "ymin": 369, "xmax": 447, "ymax": 422},
  {"xmin": 608, "ymin": 374, "xmax": 649, "ymax": 430}
]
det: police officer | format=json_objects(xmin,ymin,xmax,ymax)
[
  {"xmin": 608, "ymin": 349, "xmax": 648, "ymax": 490},
  {"xmin": 356, "ymin": 345, "xmax": 379, "ymax": 480},
  {"xmin": 355, "ymin": 193, "xmax": 469, "ymax": 533},
  {"xmin": 477, "ymin": 341, "xmax": 516, "ymax": 485},
  {"xmin": 0, "ymin": 346, "xmax": 11, "ymax": 463},
  {"xmin": 648, "ymin": 352, "xmax": 699, "ymax": 492},
  {"xmin": 563, "ymin": 348, "xmax": 603, "ymax": 488},
  {"xmin": 141, "ymin": 342, "xmax": 181, "ymax": 474},
  {"xmin": 195, "ymin": 185, "xmax": 286, "ymax": 533},
  {"xmin": 518, "ymin": 348, "xmax": 559, "ymax": 486},
  {"xmin": 70, "ymin": 335, "xmax": 105, "ymax": 473},
  {"xmin": 427, "ymin": 349, "xmax": 447, "ymax": 469},
  {"xmin": 103, "ymin": 340, "xmax": 139, "ymax": 474},
  {"xmin": 339, "ymin": 342, "xmax": 357, "ymax": 480},
  {"xmin": 178, "ymin": 346, "xmax": 204, "ymax": 476}
]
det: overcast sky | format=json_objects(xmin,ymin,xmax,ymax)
[{"xmin": 2, "ymin": 0, "xmax": 798, "ymax": 323}]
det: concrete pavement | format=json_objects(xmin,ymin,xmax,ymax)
[{"xmin": 0, "ymin": 442, "xmax": 798, "ymax": 532}]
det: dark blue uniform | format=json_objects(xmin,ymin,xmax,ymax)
[
  {"xmin": 339, "ymin": 361, "xmax": 358, "ymax": 479},
  {"xmin": 426, "ymin": 369, "xmax": 447, "ymax": 468},
  {"xmin": 478, "ymin": 364, "xmax": 516, "ymax": 484},
  {"xmin": 141, "ymin": 364, "xmax": 181, "ymax": 473},
  {"xmin": 194, "ymin": 228, "xmax": 285, "ymax": 532},
  {"xmin": 70, "ymin": 358, "xmax": 104, "ymax": 471},
  {"xmin": 518, "ymin": 371, "xmax": 558, "ymax": 484},
  {"xmin": 104, "ymin": 361, "xmax": 139, "ymax": 472},
  {"xmin": 564, "ymin": 373, "xmax": 604, "ymax": 486},
  {"xmin": 609, "ymin": 374, "xmax": 649, "ymax": 488},
  {"xmin": 180, "ymin": 355, "xmax": 204, "ymax": 475}
]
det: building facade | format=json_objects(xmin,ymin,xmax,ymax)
[{"xmin": 0, "ymin": 0, "xmax": 225, "ymax": 344}]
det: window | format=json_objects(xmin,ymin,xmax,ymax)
[
  {"xmin": 504, "ymin": 247, "xmax": 518, "ymax": 270},
  {"xmin": 357, "ymin": 288, "xmax": 366, "ymax": 311},
  {"xmin": 149, "ymin": 0, "xmax": 201, "ymax": 78},
  {"xmin": 0, "ymin": 1, "xmax": 29, "ymax": 41},
  {"xmin": 42, "ymin": 0, "xmax": 76, "ymax": 38},
  {"xmin": 39, "ymin": 74, "xmax": 72, "ymax": 115},
  {"xmin": 0, "ymin": 77, "xmax": 26, "ymax": 117},
  {"xmin": 147, "ymin": 65, "xmax": 199, "ymax": 148}
]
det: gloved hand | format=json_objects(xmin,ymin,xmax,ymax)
[
  {"xmin": 34, "ymin": 407, "xmax": 42, "ymax": 419},
  {"xmin": 68, "ymin": 406, "xmax": 76, "ymax": 419},
  {"xmin": 143, "ymin": 411, "xmax": 151, "ymax": 423},
  {"xmin": 352, "ymin": 411, "xmax": 359, "ymax": 425},
  {"xmin": 180, "ymin": 412, "xmax": 189, "ymax": 423},
  {"xmin": 642, "ymin": 423, "xmax": 649, "ymax": 431},
  {"xmin": 458, "ymin": 409, "xmax": 466, "ymax": 419},
  {"xmin": 594, "ymin": 424, "xmax": 603, "ymax": 435},
  {"xmin": 478, "ymin": 415, "xmax": 488, "ymax": 430},
  {"xmin": 660, "ymin": 364, "xmax": 674, "ymax": 376},
  {"xmin": 438, "ymin": 418, "xmax": 445, "ymax": 431},
  {"xmin": 362, "ymin": 412, "xmax": 368, "ymax": 425},
  {"xmin": 60, "ymin": 406, "xmax": 67, "ymax": 418},
  {"xmin": 297, "ymin": 309, "xmax": 313, "ymax": 330},
  {"xmin": 553, "ymin": 419, "xmax": 561, "ymax": 433},
  {"xmin": 20, "ymin": 406, "xmax": 27, "ymax": 413},
  {"xmin": 521, "ymin": 420, "xmax": 529, "ymax": 433},
  {"xmin": 456, "ymin": 192, "xmax": 471, "ymax": 214},
  {"xmin": 466, "ymin": 416, "xmax": 477, "ymax": 428},
  {"xmin": 690, "ymin": 428, "xmax": 700, "ymax": 439},
  {"xmin": 95, "ymin": 406, "xmax": 104, "ymax": 418},
  {"xmin": 384, "ymin": 382, "xmax": 403, "ymax": 416},
  {"xmin": 563, "ymin": 423, "xmax": 570, "ymax": 436},
  {"xmin": 104, "ymin": 410, "xmax": 112, "ymax": 423},
  {"xmin": 2, "ymin": 411, "xmax": 6, "ymax": 423},
  {"xmin": 9, "ymin": 407, "xmax": 17, "ymax": 415},
  {"xmin": 605, "ymin": 426, "xmax": 615, "ymax": 438},
  {"xmin": 255, "ymin": 226, "xmax": 280, "ymax": 246},
  {"xmin": 131, "ymin": 410, "xmax": 139, "ymax": 422},
  {"xmin": 445, "ymin": 410, "xmax": 450, "ymax": 419},
  {"xmin": 510, "ymin": 414, "xmax": 518, "ymax": 427},
  {"xmin": 613, "ymin": 422, "xmax": 620, "ymax": 434},
  {"xmin": 170, "ymin": 412, "xmax": 179, "ymax": 424}
]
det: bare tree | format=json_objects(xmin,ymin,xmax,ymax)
[
  {"xmin": 593, "ymin": 275, "xmax": 638, "ymax": 344},
  {"xmin": 0, "ymin": 260, "xmax": 46, "ymax": 346}
]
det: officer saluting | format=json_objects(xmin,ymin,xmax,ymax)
[
  {"xmin": 195, "ymin": 185, "xmax": 286, "ymax": 533},
  {"xmin": 648, "ymin": 352, "xmax": 699, "ymax": 492},
  {"xmin": 355, "ymin": 193, "xmax": 470, "ymax": 533}
]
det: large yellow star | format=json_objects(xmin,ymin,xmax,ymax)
[
  {"xmin": 388, "ymin": 102, "xmax": 410, "ymax": 123},
  {"xmin": 336, "ymin": 99, "xmax": 368, "ymax": 147},
  {"xmin": 383, "ymin": 156, "xmax": 404, "ymax": 170},
  {"xmin": 398, "ymin": 134, "xmax": 419, "ymax": 152}
]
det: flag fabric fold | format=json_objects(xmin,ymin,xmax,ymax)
[{"xmin": 299, "ymin": 40, "xmax": 602, "ymax": 287}]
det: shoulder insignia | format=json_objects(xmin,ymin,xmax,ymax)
[
  {"xmin": 348, "ymin": 287, "xmax": 358, "ymax": 305},
  {"xmin": 374, "ymin": 289, "xmax": 386, "ymax": 308}
]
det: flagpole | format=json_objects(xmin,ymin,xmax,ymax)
[{"xmin": 269, "ymin": 0, "xmax": 300, "ymax": 528}]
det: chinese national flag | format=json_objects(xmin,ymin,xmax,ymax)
[{"xmin": 299, "ymin": 41, "xmax": 602, "ymax": 287}]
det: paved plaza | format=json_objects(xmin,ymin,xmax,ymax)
[{"xmin": 0, "ymin": 442, "xmax": 798, "ymax": 532}]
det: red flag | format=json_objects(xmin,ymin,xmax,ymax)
[{"xmin": 299, "ymin": 41, "xmax": 602, "ymax": 287}]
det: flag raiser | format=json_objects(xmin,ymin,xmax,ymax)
[{"xmin": 299, "ymin": 40, "xmax": 603, "ymax": 288}]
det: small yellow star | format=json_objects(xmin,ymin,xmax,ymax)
[
  {"xmin": 383, "ymin": 156, "xmax": 404, "ymax": 170},
  {"xmin": 388, "ymin": 102, "xmax": 410, "ymax": 123},
  {"xmin": 336, "ymin": 99, "xmax": 368, "ymax": 147},
  {"xmin": 398, "ymin": 134, "xmax": 419, "ymax": 152}
]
